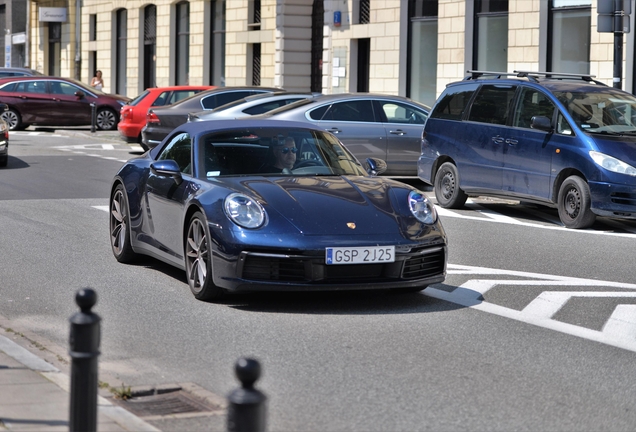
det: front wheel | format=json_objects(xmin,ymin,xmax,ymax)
[
  {"xmin": 96, "ymin": 108, "xmax": 118, "ymax": 130},
  {"xmin": 185, "ymin": 212, "xmax": 224, "ymax": 301},
  {"xmin": 434, "ymin": 162, "xmax": 467, "ymax": 208},
  {"xmin": 1, "ymin": 108, "xmax": 24, "ymax": 131},
  {"xmin": 557, "ymin": 176, "xmax": 596, "ymax": 229},
  {"xmin": 110, "ymin": 184, "xmax": 138, "ymax": 263}
]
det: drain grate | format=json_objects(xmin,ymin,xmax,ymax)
[{"xmin": 108, "ymin": 383, "xmax": 225, "ymax": 418}]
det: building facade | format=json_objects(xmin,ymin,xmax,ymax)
[{"xmin": 24, "ymin": 0, "xmax": 636, "ymax": 107}]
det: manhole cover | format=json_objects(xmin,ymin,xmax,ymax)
[{"xmin": 109, "ymin": 383, "xmax": 225, "ymax": 419}]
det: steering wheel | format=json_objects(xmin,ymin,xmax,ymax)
[{"xmin": 294, "ymin": 160, "xmax": 322, "ymax": 169}]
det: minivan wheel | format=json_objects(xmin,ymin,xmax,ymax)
[
  {"xmin": 557, "ymin": 176, "xmax": 596, "ymax": 229},
  {"xmin": 434, "ymin": 162, "xmax": 467, "ymax": 208}
]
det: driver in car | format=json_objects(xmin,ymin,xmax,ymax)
[{"xmin": 262, "ymin": 136, "xmax": 297, "ymax": 173}]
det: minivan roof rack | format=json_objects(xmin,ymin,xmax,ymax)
[
  {"xmin": 463, "ymin": 70, "xmax": 607, "ymax": 86},
  {"xmin": 464, "ymin": 70, "xmax": 517, "ymax": 80},
  {"xmin": 513, "ymin": 70, "xmax": 606, "ymax": 85}
]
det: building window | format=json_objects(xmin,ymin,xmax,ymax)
[
  {"xmin": 549, "ymin": 0, "xmax": 591, "ymax": 74},
  {"xmin": 176, "ymin": 1, "xmax": 190, "ymax": 85},
  {"xmin": 209, "ymin": 0, "xmax": 226, "ymax": 86},
  {"xmin": 248, "ymin": 0, "xmax": 261, "ymax": 31},
  {"xmin": 116, "ymin": 9, "xmax": 127, "ymax": 95},
  {"xmin": 474, "ymin": 0, "xmax": 508, "ymax": 71},
  {"xmin": 48, "ymin": 22, "xmax": 61, "ymax": 76},
  {"xmin": 408, "ymin": 0, "xmax": 438, "ymax": 106},
  {"xmin": 89, "ymin": 14, "xmax": 97, "ymax": 41},
  {"xmin": 143, "ymin": 5, "xmax": 157, "ymax": 89},
  {"xmin": 251, "ymin": 43, "xmax": 261, "ymax": 86},
  {"xmin": 355, "ymin": 0, "xmax": 371, "ymax": 24}
]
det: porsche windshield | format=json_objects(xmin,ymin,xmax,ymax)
[
  {"xmin": 201, "ymin": 127, "xmax": 367, "ymax": 177},
  {"xmin": 554, "ymin": 89, "xmax": 636, "ymax": 133}
]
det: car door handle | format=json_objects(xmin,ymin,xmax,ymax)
[
  {"xmin": 492, "ymin": 136, "xmax": 505, "ymax": 145},
  {"xmin": 389, "ymin": 129, "xmax": 406, "ymax": 136},
  {"xmin": 505, "ymin": 138, "xmax": 518, "ymax": 146},
  {"xmin": 327, "ymin": 127, "xmax": 342, "ymax": 134}
]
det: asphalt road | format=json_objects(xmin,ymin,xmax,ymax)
[{"xmin": 1, "ymin": 129, "xmax": 636, "ymax": 431}]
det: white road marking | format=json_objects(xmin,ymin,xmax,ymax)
[
  {"xmin": 427, "ymin": 264, "xmax": 636, "ymax": 353},
  {"xmin": 436, "ymin": 204, "xmax": 636, "ymax": 238},
  {"xmin": 93, "ymin": 205, "xmax": 109, "ymax": 212},
  {"xmin": 603, "ymin": 305, "xmax": 636, "ymax": 342}
]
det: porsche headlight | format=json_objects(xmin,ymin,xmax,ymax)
[
  {"xmin": 408, "ymin": 190, "xmax": 437, "ymax": 224},
  {"xmin": 224, "ymin": 193, "xmax": 266, "ymax": 229},
  {"xmin": 589, "ymin": 151, "xmax": 636, "ymax": 176}
]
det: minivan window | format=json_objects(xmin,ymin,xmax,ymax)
[
  {"xmin": 553, "ymin": 89, "xmax": 636, "ymax": 132},
  {"xmin": 468, "ymin": 84, "xmax": 516, "ymax": 125},
  {"xmin": 513, "ymin": 88, "xmax": 556, "ymax": 129},
  {"xmin": 430, "ymin": 83, "xmax": 478, "ymax": 120}
]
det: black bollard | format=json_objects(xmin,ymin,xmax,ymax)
[
  {"xmin": 227, "ymin": 358, "xmax": 267, "ymax": 432},
  {"xmin": 90, "ymin": 102, "xmax": 96, "ymax": 133},
  {"xmin": 69, "ymin": 288, "xmax": 101, "ymax": 432}
]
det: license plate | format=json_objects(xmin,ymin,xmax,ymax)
[{"xmin": 325, "ymin": 246, "xmax": 395, "ymax": 265}]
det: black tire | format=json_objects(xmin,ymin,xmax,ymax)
[
  {"xmin": 185, "ymin": 212, "xmax": 224, "ymax": 301},
  {"xmin": 557, "ymin": 175, "xmax": 596, "ymax": 229},
  {"xmin": 109, "ymin": 184, "xmax": 138, "ymax": 263},
  {"xmin": 0, "ymin": 156, "xmax": 7, "ymax": 167},
  {"xmin": 1, "ymin": 108, "xmax": 24, "ymax": 131},
  {"xmin": 434, "ymin": 162, "xmax": 467, "ymax": 208},
  {"xmin": 96, "ymin": 108, "xmax": 118, "ymax": 130}
]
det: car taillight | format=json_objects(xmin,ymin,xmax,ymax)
[
  {"xmin": 3, "ymin": 130, "xmax": 8, "ymax": 140},
  {"xmin": 121, "ymin": 106, "xmax": 133, "ymax": 120},
  {"xmin": 146, "ymin": 112, "xmax": 160, "ymax": 124}
]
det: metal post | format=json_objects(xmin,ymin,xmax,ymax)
[
  {"xmin": 69, "ymin": 288, "xmax": 101, "ymax": 432},
  {"xmin": 90, "ymin": 102, "xmax": 96, "ymax": 133},
  {"xmin": 227, "ymin": 358, "xmax": 267, "ymax": 432},
  {"xmin": 614, "ymin": 0, "xmax": 624, "ymax": 88}
]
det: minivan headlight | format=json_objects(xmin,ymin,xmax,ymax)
[
  {"xmin": 224, "ymin": 193, "xmax": 266, "ymax": 228},
  {"xmin": 589, "ymin": 151, "xmax": 636, "ymax": 176},
  {"xmin": 408, "ymin": 190, "xmax": 437, "ymax": 224}
]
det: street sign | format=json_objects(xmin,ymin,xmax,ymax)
[{"xmin": 598, "ymin": 0, "xmax": 631, "ymax": 33}]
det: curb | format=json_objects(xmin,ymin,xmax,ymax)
[{"xmin": 0, "ymin": 334, "xmax": 159, "ymax": 431}]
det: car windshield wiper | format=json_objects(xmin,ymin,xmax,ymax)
[{"xmin": 587, "ymin": 130, "xmax": 624, "ymax": 136}]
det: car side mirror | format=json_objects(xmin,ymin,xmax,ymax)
[
  {"xmin": 531, "ymin": 115, "xmax": 552, "ymax": 132},
  {"xmin": 366, "ymin": 158, "xmax": 387, "ymax": 176},
  {"xmin": 74, "ymin": 90, "xmax": 85, "ymax": 99},
  {"xmin": 150, "ymin": 160, "xmax": 183, "ymax": 185}
]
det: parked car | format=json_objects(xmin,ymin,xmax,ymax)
[
  {"xmin": 141, "ymin": 86, "xmax": 280, "ymax": 149},
  {"xmin": 0, "ymin": 104, "xmax": 9, "ymax": 167},
  {"xmin": 0, "ymin": 76, "xmax": 130, "ymax": 130},
  {"xmin": 0, "ymin": 67, "xmax": 44, "ymax": 78},
  {"xmin": 187, "ymin": 91, "xmax": 321, "ymax": 122},
  {"xmin": 252, "ymin": 93, "xmax": 430, "ymax": 176},
  {"xmin": 419, "ymin": 70, "xmax": 636, "ymax": 229},
  {"xmin": 110, "ymin": 119, "xmax": 447, "ymax": 301},
  {"xmin": 118, "ymin": 85, "xmax": 214, "ymax": 147}
]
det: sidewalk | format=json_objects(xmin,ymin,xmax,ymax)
[{"xmin": 0, "ymin": 334, "xmax": 159, "ymax": 432}]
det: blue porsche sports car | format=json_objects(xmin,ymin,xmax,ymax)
[{"xmin": 109, "ymin": 119, "xmax": 447, "ymax": 301}]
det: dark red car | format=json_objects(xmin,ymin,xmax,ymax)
[{"xmin": 0, "ymin": 76, "xmax": 131, "ymax": 131}]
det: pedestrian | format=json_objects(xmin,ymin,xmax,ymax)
[{"xmin": 91, "ymin": 70, "xmax": 103, "ymax": 91}]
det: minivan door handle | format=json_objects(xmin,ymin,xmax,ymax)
[
  {"xmin": 327, "ymin": 127, "xmax": 342, "ymax": 134},
  {"xmin": 505, "ymin": 138, "xmax": 518, "ymax": 146},
  {"xmin": 492, "ymin": 136, "xmax": 505, "ymax": 145},
  {"xmin": 389, "ymin": 129, "xmax": 406, "ymax": 136}
]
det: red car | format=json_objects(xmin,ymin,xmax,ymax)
[{"xmin": 118, "ymin": 85, "xmax": 214, "ymax": 146}]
